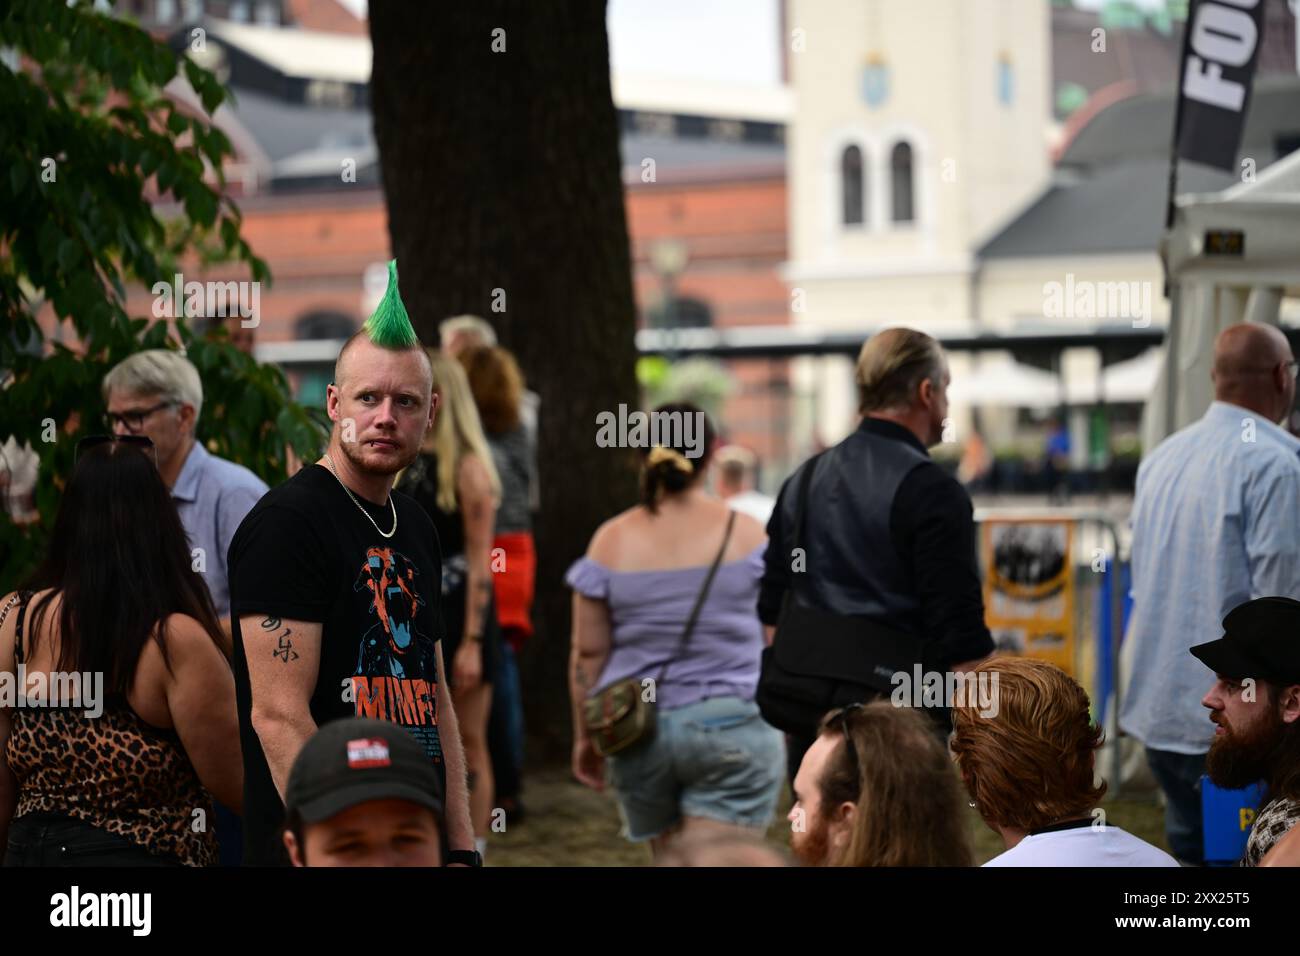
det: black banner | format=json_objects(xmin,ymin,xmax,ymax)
[{"xmin": 1174, "ymin": 0, "xmax": 1267, "ymax": 172}]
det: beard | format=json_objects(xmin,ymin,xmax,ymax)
[
  {"xmin": 791, "ymin": 812, "xmax": 834, "ymax": 867},
  {"xmin": 1206, "ymin": 707, "xmax": 1286, "ymax": 791},
  {"xmin": 339, "ymin": 434, "xmax": 419, "ymax": 478}
]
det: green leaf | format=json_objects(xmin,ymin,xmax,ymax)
[
  {"xmin": 56, "ymin": 238, "xmax": 80, "ymax": 272},
  {"xmin": 196, "ymin": 73, "xmax": 224, "ymax": 116},
  {"xmin": 156, "ymin": 158, "xmax": 177, "ymax": 193}
]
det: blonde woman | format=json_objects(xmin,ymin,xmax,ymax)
[{"xmin": 397, "ymin": 350, "xmax": 502, "ymax": 859}]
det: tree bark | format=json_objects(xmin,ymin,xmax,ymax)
[{"xmin": 369, "ymin": 1, "xmax": 639, "ymax": 762}]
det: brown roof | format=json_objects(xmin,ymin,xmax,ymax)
[{"xmin": 283, "ymin": 0, "xmax": 366, "ymax": 35}]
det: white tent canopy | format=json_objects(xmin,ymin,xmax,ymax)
[
  {"xmin": 949, "ymin": 350, "xmax": 1161, "ymax": 408},
  {"xmin": 1144, "ymin": 149, "xmax": 1300, "ymax": 453}
]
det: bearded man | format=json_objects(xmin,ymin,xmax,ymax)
[
  {"xmin": 227, "ymin": 261, "xmax": 477, "ymax": 866},
  {"xmin": 1191, "ymin": 596, "xmax": 1300, "ymax": 866}
]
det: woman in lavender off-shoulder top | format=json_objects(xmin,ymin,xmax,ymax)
[{"xmin": 566, "ymin": 403, "xmax": 785, "ymax": 860}]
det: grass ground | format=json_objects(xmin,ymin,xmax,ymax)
[{"xmin": 486, "ymin": 766, "xmax": 1169, "ymax": 867}]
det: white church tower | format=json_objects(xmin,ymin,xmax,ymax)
[{"xmin": 783, "ymin": 0, "xmax": 1051, "ymax": 441}]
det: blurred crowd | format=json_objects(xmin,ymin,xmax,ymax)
[{"xmin": 1, "ymin": 312, "xmax": 1298, "ymax": 869}]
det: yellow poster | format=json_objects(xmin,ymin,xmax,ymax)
[{"xmin": 982, "ymin": 519, "xmax": 1075, "ymax": 676}]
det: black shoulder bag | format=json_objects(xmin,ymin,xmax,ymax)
[{"xmin": 755, "ymin": 452, "xmax": 927, "ymax": 736}]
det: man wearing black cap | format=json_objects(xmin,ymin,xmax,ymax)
[
  {"xmin": 1192, "ymin": 596, "xmax": 1300, "ymax": 867},
  {"xmin": 283, "ymin": 717, "xmax": 446, "ymax": 867}
]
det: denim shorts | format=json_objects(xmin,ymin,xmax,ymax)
[{"xmin": 605, "ymin": 696, "xmax": 785, "ymax": 842}]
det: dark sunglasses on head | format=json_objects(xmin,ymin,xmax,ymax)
[
  {"xmin": 827, "ymin": 701, "xmax": 868, "ymax": 778},
  {"xmin": 75, "ymin": 434, "xmax": 157, "ymax": 465}
]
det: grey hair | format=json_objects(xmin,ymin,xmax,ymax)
[
  {"xmin": 102, "ymin": 349, "xmax": 204, "ymax": 422},
  {"xmin": 438, "ymin": 314, "xmax": 497, "ymax": 349}
]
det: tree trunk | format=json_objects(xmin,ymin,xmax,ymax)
[{"xmin": 369, "ymin": 1, "xmax": 639, "ymax": 762}]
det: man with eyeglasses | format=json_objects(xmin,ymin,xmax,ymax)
[
  {"xmin": 103, "ymin": 349, "xmax": 268, "ymax": 639},
  {"xmin": 1123, "ymin": 321, "xmax": 1300, "ymax": 865}
]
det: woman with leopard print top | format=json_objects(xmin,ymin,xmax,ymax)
[{"xmin": 0, "ymin": 437, "xmax": 242, "ymax": 866}]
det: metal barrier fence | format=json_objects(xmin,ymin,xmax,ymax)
[{"xmin": 973, "ymin": 506, "xmax": 1129, "ymax": 796}]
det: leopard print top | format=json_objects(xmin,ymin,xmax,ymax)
[{"xmin": 3, "ymin": 595, "xmax": 218, "ymax": 867}]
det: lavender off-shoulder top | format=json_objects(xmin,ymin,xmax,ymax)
[{"xmin": 565, "ymin": 545, "xmax": 767, "ymax": 710}]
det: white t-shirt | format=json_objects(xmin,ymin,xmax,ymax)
[{"xmin": 983, "ymin": 825, "xmax": 1179, "ymax": 867}]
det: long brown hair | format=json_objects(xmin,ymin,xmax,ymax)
[
  {"xmin": 818, "ymin": 701, "xmax": 972, "ymax": 866},
  {"xmin": 458, "ymin": 344, "xmax": 523, "ymax": 435}
]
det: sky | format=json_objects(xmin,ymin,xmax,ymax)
[{"xmin": 337, "ymin": 0, "xmax": 1180, "ymax": 89}]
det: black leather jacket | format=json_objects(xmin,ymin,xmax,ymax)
[{"xmin": 758, "ymin": 418, "xmax": 993, "ymax": 670}]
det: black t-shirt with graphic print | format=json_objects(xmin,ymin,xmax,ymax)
[{"xmin": 228, "ymin": 464, "xmax": 445, "ymax": 865}]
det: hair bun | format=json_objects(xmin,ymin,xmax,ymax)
[{"xmin": 647, "ymin": 445, "xmax": 694, "ymax": 475}]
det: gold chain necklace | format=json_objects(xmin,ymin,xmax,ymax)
[{"xmin": 322, "ymin": 452, "xmax": 397, "ymax": 539}]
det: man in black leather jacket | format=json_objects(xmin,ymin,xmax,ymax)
[{"xmin": 759, "ymin": 328, "xmax": 994, "ymax": 780}]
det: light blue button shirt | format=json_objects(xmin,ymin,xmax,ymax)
[
  {"xmin": 1122, "ymin": 401, "xmax": 1300, "ymax": 754},
  {"xmin": 172, "ymin": 442, "xmax": 268, "ymax": 622}
]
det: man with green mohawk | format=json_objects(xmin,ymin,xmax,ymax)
[{"xmin": 226, "ymin": 259, "xmax": 480, "ymax": 866}]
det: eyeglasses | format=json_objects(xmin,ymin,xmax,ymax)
[
  {"xmin": 75, "ymin": 434, "xmax": 157, "ymax": 465},
  {"xmin": 103, "ymin": 401, "xmax": 175, "ymax": 433},
  {"xmin": 826, "ymin": 702, "xmax": 868, "ymax": 779}
]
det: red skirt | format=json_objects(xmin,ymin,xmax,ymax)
[{"xmin": 493, "ymin": 531, "xmax": 536, "ymax": 648}]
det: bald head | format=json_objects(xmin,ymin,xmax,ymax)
[{"xmin": 1212, "ymin": 323, "xmax": 1295, "ymax": 422}]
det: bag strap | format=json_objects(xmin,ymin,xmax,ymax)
[
  {"xmin": 788, "ymin": 451, "xmax": 828, "ymax": 601},
  {"xmin": 655, "ymin": 510, "xmax": 736, "ymax": 686}
]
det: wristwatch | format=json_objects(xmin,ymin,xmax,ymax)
[
  {"xmin": 464, "ymin": 633, "xmax": 483, "ymax": 644},
  {"xmin": 445, "ymin": 849, "xmax": 483, "ymax": 867}
]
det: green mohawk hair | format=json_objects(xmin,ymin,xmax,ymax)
[{"xmin": 363, "ymin": 259, "xmax": 419, "ymax": 349}]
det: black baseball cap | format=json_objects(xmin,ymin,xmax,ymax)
[
  {"xmin": 1190, "ymin": 597, "xmax": 1300, "ymax": 685},
  {"xmin": 285, "ymin": 717, "xmax": 444, "ymax": 824}
]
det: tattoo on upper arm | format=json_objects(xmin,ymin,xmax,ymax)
[{"xmin": 263, "ymin": 619, "xmax": 299, "ymax": 663}]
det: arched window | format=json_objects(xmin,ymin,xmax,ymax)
[
  {"xmin": 840, "ymin": 145, "xmax": 865, "ymax": 226},
  {"xmin": 890, "ymin": 141, "xmax": 914, "ymax": 224},
  {"xmin": 647, "ymin": 296, "xmax": 713, "ymax": 330}
]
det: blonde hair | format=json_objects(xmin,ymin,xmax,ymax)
[
  {"xmin": 439, "ymin": 315, "xmax": 496, "ymax": 351},
  {"xmin": 854, "ymin": 328, "xmax": 945, "ymax": 413},
  {"xmin": 424, "ymin": 349, "xmax": 501, "ymax": 513}
]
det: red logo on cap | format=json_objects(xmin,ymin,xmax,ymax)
[{"xmin": 347, "ymin": 738, "xmax": 391, "ymax": 770}]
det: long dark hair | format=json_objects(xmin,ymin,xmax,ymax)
[
  {"xmin": 819, "ymin": 702, "xmax": 973, "ymax": 866},
  {"xmin": 21, "ymin": 440, "xmax": 225, "ymax": 692},
  {"xmin": 639, "ymin": 402, "xmax": 716, "ymax": 513}
]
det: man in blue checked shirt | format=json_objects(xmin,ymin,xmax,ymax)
[{"xmin": 1123, "ymin": 322, "xmax": 1300, "ymax": 865}]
